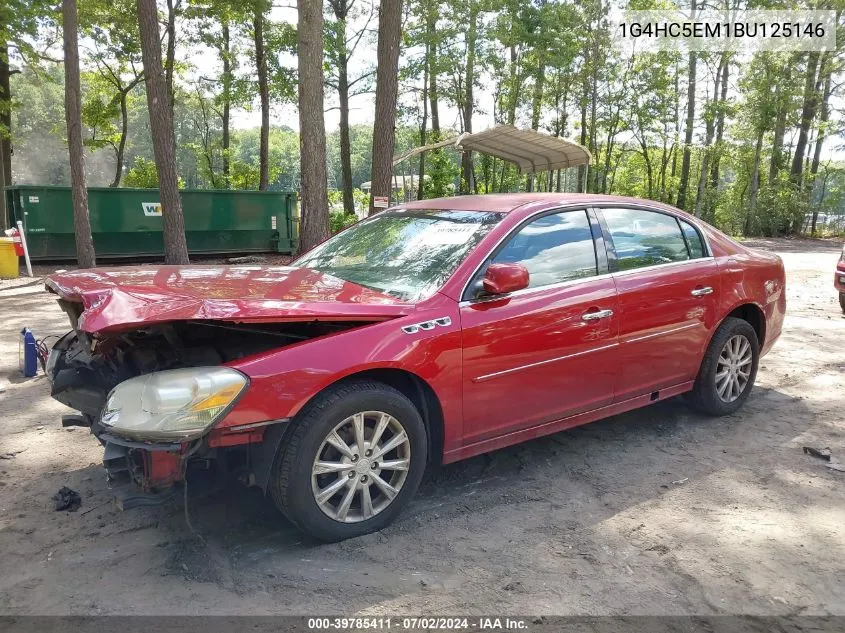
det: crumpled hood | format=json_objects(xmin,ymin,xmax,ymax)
[{"xmin": 45, "ymin": 265, "xmax": 413, "ymax": 334}]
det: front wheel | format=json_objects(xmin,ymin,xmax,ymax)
[
  {"xmin": 688, "ymin": 317, "xmax": 760, "ymax": 416},
  {"xmin": 269, "ymin": 380, "xmax": 427, "ymax": 542}
]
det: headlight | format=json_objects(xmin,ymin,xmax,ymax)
[{"xmin": 101, "ymin": 367, "xmax": 248, "ymax": 441}]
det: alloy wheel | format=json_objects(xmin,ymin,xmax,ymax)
[
  {"xmin": 311, "ymin": 411, "xmax": 411, "ymax": 523},
  {"xmin": 715, "ymin": 334, "xmax": 753, "ymax": 403}
]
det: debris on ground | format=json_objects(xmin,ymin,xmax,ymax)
[
  {"xmin": 53, "ymin": 486, "xmax": 82, "ymax": 512},
  {"xmin": 671, "ymin": 477, "xmax": 688, "ymax": 485},
  {"xmin": 0, "ymin": 449, "xmax": 26, "ymax": 459},
  {"xmin": 802, "ymin": 446, "xmax": 844, "ymax": 473},
  {"xmin": 803, "ymin": 446, "xmax": 832, "ymax": 461},
  {"xmin": 226, "ymin": 255, "xmax": 267, "ymax": 264}
]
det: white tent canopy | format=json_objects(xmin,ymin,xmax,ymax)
[{"xmin": 392, "ymin": 125, "xmax": 591, "ymax": 174}]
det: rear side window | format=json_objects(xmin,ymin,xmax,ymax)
[
  {"xmin": 492, "ymin": 209, "xmax": 597, "ymax": 288},
  {"xmin": 601, "ymin": 208, "xmax": 689, "ymax": 271},
  {"xmin": 679, "ymin": 220, "xmax": 705, "ymax": 258}
]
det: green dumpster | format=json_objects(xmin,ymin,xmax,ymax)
[{"xmin": 4, "ymin": 186, "xmax": 298, "ymax": 260}]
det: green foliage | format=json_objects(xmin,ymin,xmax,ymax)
[
  {"xmin": 124, "ymin": 157, "xmax": 159, "ymax": 188},
  {"xmin": 422, "ymin": 148, "xmax": 459, "ymax": 198},
  {"xmin": 330, "ymin": 209, "xmax": 357, "ymax": 233},
  {"xmin": 4, "ymin": 0, "xmax": 845, "ymax": 240},
  {"xmin": 81, "ymin": 73, "xmax": 121, "ymax": 150}
]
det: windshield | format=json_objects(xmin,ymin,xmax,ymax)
[{"xmin": 294, "ymin": 209, "xmax": 504, "ymax": 301}]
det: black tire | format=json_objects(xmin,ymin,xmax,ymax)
[
  {"xmin": 269, "ymin": 380, "xmax": 427, "ymax": 542},
  {"xmin": 688, "ymin": 317, "xmax": 760, "ymax": 416},
  {"xmin": 839, "ymin": 292, "xmax": 845, "ymax": 314}
]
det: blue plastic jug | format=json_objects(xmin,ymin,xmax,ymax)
[{"xmin": 20, "ymin": 328, "xmax": 37, "ymax": 377}]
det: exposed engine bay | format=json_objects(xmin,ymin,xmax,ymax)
[
  {"xmin": 47, "ymin": 297, "xmax": 371, "ymax": 501},
  {"xmin": 49, "ymin": 298, "xmax": 365, "ymax": 417}
]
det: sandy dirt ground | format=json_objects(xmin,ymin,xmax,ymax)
[{"xmin": 0, "ymin": 238, "xmax": 844, "ymax": 616}]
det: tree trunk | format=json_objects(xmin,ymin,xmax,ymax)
[
  {"xmin": 578, "ymin": 60, "xmax": 588, "ymax": 192},
  {"xmin": 110, "ymin": 89, "xmax": 131, "ymax": 188},
  {"xmin": 588, "ymin": 51, "xmax": 599, "ymax": 193},
  {"xmin": 460, "ymin": 3, "xmax": 478, "ymax": 194},
  {"xmin": 165, "ymin": 0, "xmax": 177, "ymax": 117},
  {"xmin": 709, "ymin": 54, "xmax": 729, "ymax": 193},
  {"xmin": 254, "ymin": 3, "xmax": 270, "ymax": 190},
  {"xmin": 676, "ymin": 0, "xmax": 697, "ymax": 209},
  {"xmin": 671, "ymin": 59, "xmax": 679, "ymax": 181},
  {"xmin": 332, "ymin": 9, "xmax": 354, "ymax": 214},
  {"xmin": 694, "ymin": 56, "xmax": 723, "ymax": 217},
  {"xmin": 368, "ymin": 0, "xmax": 402, "ymax": 215},
  {"xmin": 1, "ymin": 40, "xmax": 12, "ymax": 229},
  {"xmin": 769, "ymin": 94, "xmax": 787, "ymax": 183},
  {"xmin": 810, "ymin": 69, "xmax": 832, "ymax": 180},
  {"xmin": 297, "ymin": 0, "xmax": 330, "ymax": 251},
  {"xmin": 808, "ymin": 67, "xmax": 832, "ymax": 236},
  {"xmin": 526, "ymin": 60, "xmax": 544, "ymax": 192},
  {"xmin": 138, "ymin": 0, "xmax": 189, "ymax": 264},
  {"xmin": 417, "ymin": 47, "xmax": 429, "ymax": 201},
  {"xmin": 747, "ymin": 129, "xmax": 764, "ymax": 235},
  {"xmin": 63, "ymin": 0, "xmax": 96, "ymax": 268},
  {"xmin": 426, "ymin": 7, "xmax": 439, "ymax": 138},
  {"xmin": 790, "ymin": 51, "xmax": 822, "ymax": 189},
  {"xmin": 499, "ymin": 42, "xmax": 521, "ymax": 192},
  {"xmin": 676, "ymin": 48, "xmax": 697, "ymax": 209},
  {"xmin": 222, "ymin": 19, "xmax": 231, "ymax": 187}
]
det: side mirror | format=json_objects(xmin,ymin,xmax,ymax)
[{"xmin": 482, "ymin": 262, "xmax": 529, "ymax": 296}]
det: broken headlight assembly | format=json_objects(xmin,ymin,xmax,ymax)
[{"xmin": 100, "ymin": 367, "xmax": 248, "ymax": 442}]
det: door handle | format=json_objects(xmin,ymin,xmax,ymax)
[
  {"xmin": 582, "ymin": 308, "xmax": 614, "ymax": 321},
  {"xmin": 691, "ymin": 286, "xmax": 713, "ymax": 297}
]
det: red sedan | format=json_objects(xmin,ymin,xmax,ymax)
[
  {"xmin": 45, "ymin": 193, "xmax": 785, "ymax": 541},
  {"xmin": 835, "ymin": 245, "xmax": 845, "ymax": 312}
]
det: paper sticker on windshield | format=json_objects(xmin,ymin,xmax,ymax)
[
  {"xmin": 423, "ymin": 223, "xmax": 477, "ymax": 245},
  {"xmin": 404, "ymin": 223, "xmax": 477, "ymax": 253},
  {"xmin": 142, "ymin": 202, "xmax": 162, "ymax": 217}
]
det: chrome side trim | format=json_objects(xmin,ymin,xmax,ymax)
[
  {"xmin": 472, "ymin": 342, "xmax": 619, "ymax": 383},
  {"xmin": 624, "ymin": 322, "xmax": 699, "ymax": 344},
  {"xmin": 458, "ymin": 201, "xmax": 716, "ymax": 303},
  {"xmin": 611, "ymin": 256, "xmax": 715, "ymax": 278},
  {"xmin": 460, "ymin": 271, "xmax": 616, "ymax": 307},
  {"xmin": 402, "ymin": 316, "xmax": 452, "ymax": 334},
  {"xmin": 226, "ymin": 418, "xmax": 289, "ymax": 432},
  {"xmin": 459, "ymin": 255, "xmax": 716, "ymax": 307}
]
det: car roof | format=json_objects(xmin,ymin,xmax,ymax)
[{"xmin": 394, "ymin": 193, "xmax": 682, "ymax": 214}]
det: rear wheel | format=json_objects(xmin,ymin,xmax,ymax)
[
  {"xmin": 839, "ymin": 292, "xmax": 845, "ymax": 314},
  {"xmin": 688, "ymin": 317, "xmax": 759, "ymax": 416},
  {"xmin": 269, "ymin": 380, "xmax": 427, "ymax": 542}
]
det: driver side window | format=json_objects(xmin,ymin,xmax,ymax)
[{"xmin": 491, "ymin": 210, "xmax": 598, "ymax": 289}]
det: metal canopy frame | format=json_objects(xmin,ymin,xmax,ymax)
[{"xmin": 391, "ymin": 125, "xmax": 592, "ymax": 193}]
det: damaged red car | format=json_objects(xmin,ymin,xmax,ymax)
[{"xmin": 45, "ymin": 193, "xmax": 786, "ymax": 541}]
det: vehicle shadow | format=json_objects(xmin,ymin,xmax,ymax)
[
  {"xmin": 0, "ymin": 378, "xmax": 825, "ymax": 614},
  {"xmin": 135, "ymin": 384, "xmax": 820, "ymax": 603}
]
